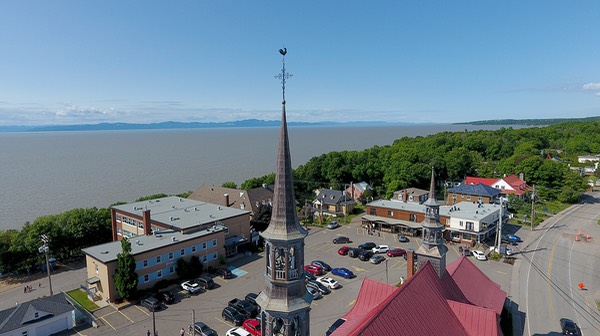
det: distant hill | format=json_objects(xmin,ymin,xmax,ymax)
[
  {"xmin": 454, "ymin": 116, "xmax": 600, "ymax": 126},
  {"xmin": 0, "ymin": 119, "xmax": 410, "ymax": 133}
]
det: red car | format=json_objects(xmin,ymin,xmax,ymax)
[
  {"xmin": 338, "ymin": 246, "xmax": 350, "ymax": 255},
  {"xmin": 387, "ymin": 248, "xmax": 407, "ymax": 257},
  {"xmin": 243, "ymin": 318, "xmax": 262, "ymax": 336},
  {"xmin": 304, "ymin": 264, "xmax": 323, "ymax": 275}
]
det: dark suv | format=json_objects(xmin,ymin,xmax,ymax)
[
  {"xmin": 154, "ymin": 291, "xmax": 174, "ymax": 305},
  {"xmin": 196, "ymin": 275, "xmax": 215, "ymax": 290},
  {"xmin": 333, "ymin": 236, "xmax": 352, "ymax": 244},
  {"xmin": 358, "ymin": 250, "xmax": 374, "ymax": 261},
  {"xmin": 222, "ymin": 306, "xmax": 244, "ymax": 326},
  {"xmin": 358, "ymin": 242, "xmax": 376, "ymax": 250}
]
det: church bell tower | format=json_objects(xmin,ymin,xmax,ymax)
[
  {"xmin": 415, "ymin": 167, "xmax": 448, "ymax": 277},
  {"xmin": 255, "ymin": 48, "xmax": 312, "ymax": 336}
]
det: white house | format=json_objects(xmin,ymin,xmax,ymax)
[{"xmin": 0, "ymin": 293, "xmax": 75, "ymax": 336}]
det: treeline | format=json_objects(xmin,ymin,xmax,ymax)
[
  {"xmin": 243, "ymin": 121, "xmax": 600, "ymax": 203},
  {"xmin": 0, "ymin": 192, "xmax": 192, "ymax": 274},
  {"xmin": 0, "ymin": 208, "xmax": 112, "ymax": 274}
]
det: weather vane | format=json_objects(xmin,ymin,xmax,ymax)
[{"xmin": 275, "ymin": 47, "xmax": 292, "ymax": 104}]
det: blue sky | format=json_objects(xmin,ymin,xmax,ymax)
[{"xmin": 1, "ymin": 1, "xmax": 599, "ymax": 126}]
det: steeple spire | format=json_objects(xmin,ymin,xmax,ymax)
[{"xmin": 256, "ymin": 48, "xmax": 311, "ymax": 336}]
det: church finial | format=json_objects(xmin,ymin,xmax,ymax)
[{"xmin": 275, "ymin": 47, "xmax": 292, "ymax": 105}]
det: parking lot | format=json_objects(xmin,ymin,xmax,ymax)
[{"xmin": 67, "ymin": 218, "xmax": 512, "ymax": 336}]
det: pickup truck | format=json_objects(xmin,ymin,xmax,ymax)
[{"xmin": 228, "ymin": 298, "xmax": 258, "ymax": 318}]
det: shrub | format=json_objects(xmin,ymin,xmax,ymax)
[{"xmin": 489, "ymin": 252, "xmax": 501, "ymax": 261}]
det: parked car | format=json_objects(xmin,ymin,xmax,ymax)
[
  {"xmin": 472, "ymin": 250, "xmax": 487, "ymax": 261},
  {"xmin": 181, "ymin": 280, "xmax": 202, "ymax": 294},
  {"xmin": 222, "ymin": 306, "xmax": 245, "ymax": 326},
  {"xmin": 215, "ymin": 268, "xmax": 234, "ymax": 279},
  {"xmin": 327, "ymin": 221, "xmax": 340, "ymax": 229},
  {"xmin": 403, "ymin": 247, "xmax": 416, "ymax": 260},
  {"xmin": 306, "ymin": 279, "xmax": 331, "ymax": 295},
  {"xmin": 317, "ymin": 276, "xmax": 340, "ymax": 289},
  {"xmin": 459, "ymin": 246, "xmax": 471, "ymax": 256},
  {"xmin": 505, "ymin": 247, "xmax": 514, "ymax": 256},
  {"xmin": 372, "ymin": 245, "xmax": 389, "ymax": 254},
  {"xmin": 226, "ymin": 326, "xmax": 252, "ymax": 336},
  {"xmin": 229, "ymin": 298, "xmax": 258, "ymax": 318},
  {"xmin": 387, "ymin": 248, "xmax": 406, "ymax": 257},
  {"xmin": 311, "ymin": 260, "xmax": 332, "ymax": 272},
  {"xmin": 398, "ymin": 235, "xmax": 410, "ymax": 243},
  {"xmin": 306, "ymin": 285, "xmax": 322, "ymax": 300},
  {"xmin": 333, "ymin": 236, "xmax": 352, "ymax": 244},
  {"xmin": 242, "ymin": 318, "xmax": 262, "ymax": 336},
  {"xmin": 196, "ymin": 275, "xmax": 215, "ymax": 289},
  {"xmin": 559, "ymin": 318, "xmax": 581, "ymax": 335},
  {"xmin": 304, "ymin": 264, "xmax": 323, "ymax": 275},
  {"xmin": 369, "ymin": 255, "xmax": 386, "ymax": 264},
  {"xmin": 358, "ymin": 250, "xmax": 374, "ymax": 261},
  {"xmin": 245, "ymin": 292, "xmax": 258, "ymax": 306},
  {"xmin": 358, "ymin": 242, "xmax": 376, "ymax": 250},
  {"xmin": 331, "ymin": 267, "xmax": 354, "ymax": 279},
  {"xmin": 194, "ymin": 321, "xmax": 217, "ymax": 336},
  {"xmin": 154, "ymin": 291, "xmax": 174, "ymax": 305},
  {"xmin": 348, "ymin": 248, "xmax": 362, "ymax": 258},
  {"xmin": 140, "ymin": 296, "xmax": 161, "ymax": 312},
  {"xmin": 305, "ymin": 271, "xmax": 316, "ymax": 281},
  {"xmin": 338, "ymin": 246, "xmax": 350, "ymax": 255},
  {"xmin": 501, "ymin": 233, "xmax": 522, "ymax": 244}
]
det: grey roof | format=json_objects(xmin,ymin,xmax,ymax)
[
  {"xmin": 0, "ymin": 293, "xmax": 74, "ymax": 334},
  {"xmin": 315, "ymin": 189, "xmax": 354, "ymax": 206},
  {"xmin": 188, "ymin": 184, "xmax": 273, "ymax": 217},
  {"xmin": 112, "ymin": 196, "xmax": 250, "ymax": 231},
  {"xmin": 448, "ymin": 183, "xmax": 501, "ymax": 197},
  {"xmin": 367, "ymin": 200, "xmax": 501, "ymax": 222},
  {"xmin": 354, "ymin": 182, "xmax": 372, "ymax": 192},
  {"xmin": 82, "ymin": 226, "xmax": 227, "ymax": 263}
]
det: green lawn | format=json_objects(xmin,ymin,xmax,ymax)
[{"xmin": 66, "ymin": 289, "xmax": 100, "ymax": 311}]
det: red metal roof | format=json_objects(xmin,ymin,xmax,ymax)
[
  {"xmin": 446, "ymin": 256, "xmax": 507, "ymax": 315},
  {"xmin": 464, "ymin": 176, "xmax": 498, "ymax": 187},
  {"xmin": 332, "ymin": 259, "xmax": 505, "ymax": 336},
  {"xmin": 333, "ymin": 264, "xmax": 469, "ymax": 336},
  {"xmin": 448, "ymin": 300, "xmax": 503, "ymax": 336}
]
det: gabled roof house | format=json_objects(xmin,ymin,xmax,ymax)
[
  {"xmin": 0, "ymin": 293, "xmax": 75, "ymax": 336},
  {"xmin": 331, "ymin": 257, "xmax": 506, "ymax": 336}
]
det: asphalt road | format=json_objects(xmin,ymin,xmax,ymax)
[{"xmin": 515, "ymin": 192, "xmax": 600, "ymax": 336}]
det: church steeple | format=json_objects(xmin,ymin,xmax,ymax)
[
  {"xmin": 415, "ymin": 167, "xmax": 448, "ymax": 277},
  {"xmin": 256, "ymin": 48, "xmax": 311, "ymax": 336}
]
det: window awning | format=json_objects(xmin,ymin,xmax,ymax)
[
  {"xmin": 362, "ymin": 215, "xmax": 423, "ymax": 229},
  {"xmin": 86, "ymin": 276, "xmax": 101, "ymax": 285},
  {"xmin": 225, "ymin": 235, "xmax": 248, "ymax": 247}
]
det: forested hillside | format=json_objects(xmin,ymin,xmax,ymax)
[{"xmin": 243, "ymin": 121, "xmax": 600, "ymax": 203}]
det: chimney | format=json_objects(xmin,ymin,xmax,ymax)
[
  {"xmin": 350, "ymin": 181, "xmax": 354, "ymax": 201},
  {"xmin": 403, "ymin": 189, "xmax": 407, "ymax": 203},
  {"xmin": 519, "ymin": 172, "xmax": 524, "ymax": 181},
  {"xmin": 224, "ymin": 193, "xmax": 230, "ymax": 207},
  {"xmin": 406, "ymin": 249, "xmax": 415, "ymax": 279},
  {"xmin": 143, "ymin": 209, "xmax": 152, "ymax": 236},
  {"xmin": 111, "ymin": 208, "xmax": 118, "ymax": 241}
]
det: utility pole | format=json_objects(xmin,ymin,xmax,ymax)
[
  {"xmin": 385, "ymin": 259, "xmax": 389, "ymax": 284},
  {"xmin": 497, "ymin": 198, "xmax": 503, "ymax": 252},
  {"xmin": 191, "ymin": 309, "xmax": 196, "ymax": 335},
  {"xmin": 38, "ymin": 235, "xmax": 53, "ymax": 296},
  {"xmin": 531, "ymin": 185, "xmax": 536, "ymax": 231},
  {"xmin": 152, "ymin": 306, "xmax": 156, "ymax": 336}
]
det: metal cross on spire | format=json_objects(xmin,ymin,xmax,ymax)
[{"xmin": 275, "ymin": 47, "xmax": 292, "ymax": 104}]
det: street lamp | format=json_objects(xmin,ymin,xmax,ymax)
[{"xmin": 38, "ymin": 234, "xmax": 53, "ymax": 296}]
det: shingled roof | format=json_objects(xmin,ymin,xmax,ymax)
[
  {"xmin": 0, "ymin": 293, "xmax": 74, "ymax": 334},
  {"xmin": 448, "ymin": 183, "xmax": 501, "ymax": 197}
]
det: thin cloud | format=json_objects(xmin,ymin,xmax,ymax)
[{"xmin": 582, "ymin": 82, "xmax": 600, "ymax": 96}]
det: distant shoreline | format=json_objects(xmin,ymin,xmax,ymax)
[{"xmin": 1, "ymin": 116, "xmax": 597, "ymax": 133}]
